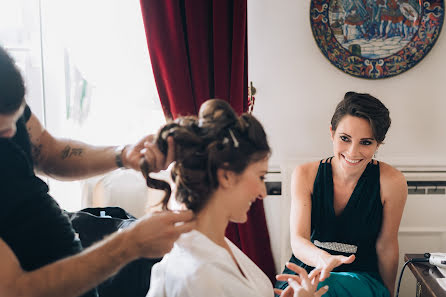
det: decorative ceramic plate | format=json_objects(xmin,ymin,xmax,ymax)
[{"xmin": 310, "ymin": 0, "xmax": 444, "ymax": 79}]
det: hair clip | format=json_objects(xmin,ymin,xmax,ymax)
[
  {"xmin": 161, "ymin": 130, "xmax": 170, "ymax": 139},
  {"xmin": 228, "ymin": 129, "xmax": 239, "ymax": 148}
]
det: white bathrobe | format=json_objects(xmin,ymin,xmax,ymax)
[{"xmin": 146, "ymin": 230, "xmax": 274, "ymax": 297}]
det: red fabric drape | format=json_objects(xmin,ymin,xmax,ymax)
[
  {"xmin": 140, "ymin": 0, "xmax": 248, "ymax": 117},
  {"xmin": 140, "ymin": 0, "xmax": 276, "ymax": 282}
]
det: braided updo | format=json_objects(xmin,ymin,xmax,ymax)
[{"xmin": 141, "ymin": 99, "xmax": 270, "ymax": 212}]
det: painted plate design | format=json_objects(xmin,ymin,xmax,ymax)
[{"xmin": 310, "ymin": 0, "xmax": 444, "ymax": 79}]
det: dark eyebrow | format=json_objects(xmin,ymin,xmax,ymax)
[{"xmin": 339, "ymin": 133, "xmax": 375, "ymax": 141}]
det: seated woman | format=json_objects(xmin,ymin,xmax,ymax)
[
  {"xmin": 275, "ymin": 92, "xmax": 408, "ymax": 297},
  {"xmin": 145, "ymin": 99, "xmax": 327, "ymax": 297}
]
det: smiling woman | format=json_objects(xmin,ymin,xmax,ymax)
[
  {"xmin": 145, "ymin": 99, "xmax": 274, "ymax": 297},
  {"xmin": 276, "ymin": 91, "xmax": 408, "ymax": 297},
  {"xmin": 328, "ymin": 91, "xmax": 390, "ymax": 175},
  {"xmin": 330, "ymin": 115, "xmax": 378, "ymax": 173}
]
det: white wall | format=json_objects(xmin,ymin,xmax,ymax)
[
  {"xmin": 249, "ymin": 1, "xmax": 446, "ymax": 294},
  {"xmin": 248, "ymin": 0, "xmax": 446, "ymax": 168}
]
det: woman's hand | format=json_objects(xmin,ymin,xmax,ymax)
[
  {"xmin": 316, "ymin": 254, "xmax": 355, "ymax": 281},
  {"xmin": 274, "ymin": 263, "xmax": 329, "ymax": 297}
]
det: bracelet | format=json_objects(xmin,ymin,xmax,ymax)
[{"xmin": 115, "ymin": 145, "xmax": 127, "ymax": 168}]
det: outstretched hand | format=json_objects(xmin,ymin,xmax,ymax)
[
  {"xmin": 122, "ymin": 134, "xmax": 175, "ymax": 172},
  {"xmin": 317, "ymin": 254, "xmax": 355, "ymax": 281},
  {"xmin": 274, "ymin": 263, "xmax": 329, "ymax": 297}
]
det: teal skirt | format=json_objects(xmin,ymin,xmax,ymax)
[{"xmin": 316, "ymin": 272, "xmax": 390, "ymax": 297}]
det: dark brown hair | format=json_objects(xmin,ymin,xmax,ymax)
[
  {"xmin": 0, "ymin": 46, "xmax": 25, "ymax": 114},
  {"xmin": 331, "ymin": 92, "xmax": 391, "ymax": 143},
  {"xmin": 141, "ymin": 99, "xmax": 270, "ymax": 212}
]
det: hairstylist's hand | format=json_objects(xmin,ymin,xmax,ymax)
[
  {"xmin": 274, "ymin": 263, "xmax": 328, "ymax": 297},
  {"xmin": 124, "ymin": 210, "xmax": 196, "ymax": 259},
  {"xmin": 122, "ymin": 134, "xmax": 175, "ymax": 172},
  {"xmin": 316, "ymin": 254, "xmax": 355, "ymax": 281}
]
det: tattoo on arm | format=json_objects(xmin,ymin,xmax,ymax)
[
  {"xmin": 61, "ymin": 145, "xmax": 84, "ymax": 160},
  {"xmin": 31, "ymin": 143, "xmax": 43, "ymax": 166}
]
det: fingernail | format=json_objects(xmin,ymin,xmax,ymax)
[{"xmin": 324, "ymin": 285, "xmax": 329, "ymax": 289}]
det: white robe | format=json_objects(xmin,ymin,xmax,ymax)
[{"xmin": 146, "ymin": 230, "xmax": 274, "ymax": 297}]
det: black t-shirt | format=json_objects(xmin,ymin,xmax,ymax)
[
  {"xmin": 11, "ymin": 105, "xmax": 34, "ymax": 170},
  {"xmin": 0, "ymin": 106, "xmax": 98, "ymax": 297}
]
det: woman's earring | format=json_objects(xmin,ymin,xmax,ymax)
[{"xmin": 374, "ymin": 150, "xmax": 378, "ymax": 158}]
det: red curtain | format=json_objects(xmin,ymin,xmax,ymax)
[{"xmin": 140, "ymin": 0, "xmax": 276, "ymax": 282}]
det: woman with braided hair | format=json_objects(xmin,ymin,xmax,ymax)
[{"xmin": 145, "ymin": 99, "xmax": 328, "ymax": 297}]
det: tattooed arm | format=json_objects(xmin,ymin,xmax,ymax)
[
  {"xmin": 26, "ymin": 113, "xmax": 120, "ymax": 180},
  {"xmin": 26, "ymin": 112, "xmax": 174, "ymax": 180}
]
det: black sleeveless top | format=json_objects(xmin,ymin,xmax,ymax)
[
  {"xmin": 276, "ymin": 158, "xmax": 383, "ymax": 289},
  {"xmin": 0, "ymin": 106, "xmax": 98, "ymax": 297}
]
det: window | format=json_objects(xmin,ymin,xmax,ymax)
[
  {"xmin": 0, "ymin": 0, "xmax": 44, "ymax": 119},
  {"xmin": 1, "ymin": 0, "xmax": 165, "ymax": 211}
]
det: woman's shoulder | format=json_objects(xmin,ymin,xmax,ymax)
[
  {"xmin": 378, "ymin": 161, "xmax": 407, "ymax": 200},
  {"xmin": 160, "ymin": 243, "xmax": 211, "ymax": 284},
  {"xmin": 165, "ymin": 231, "xmax": 227, "ymax": 273},
  {"xmin": 293, "ymin": 160, "xmax": 321, "ymax": 175},
  {"xmin": 292, "ymin": 159, "xmax": 324, "ymax": 183},
  {"xmin": 378, "ymin": 161, "xmax": 405, "ymax": 183}
]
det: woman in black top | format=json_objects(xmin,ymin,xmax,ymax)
[{"xmin": 276, "ymin": 92, "xmax": 407, "ymax": 297}]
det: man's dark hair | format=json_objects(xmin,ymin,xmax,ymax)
[{"xmin": 0, "ymin": 45, "xmax": 25, "ymax": 114}]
